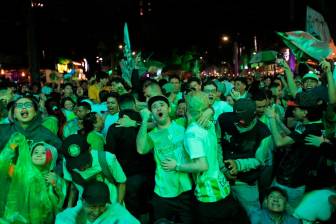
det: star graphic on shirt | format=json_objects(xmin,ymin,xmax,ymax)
[{"xmin": 223, "ymin": 132, "xmax": 232, "ymax": 143}]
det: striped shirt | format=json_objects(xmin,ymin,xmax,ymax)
[{"xmin": 184, "ymin": 123, "xmax": 230, "ymax": 202}]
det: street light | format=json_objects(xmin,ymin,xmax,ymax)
[{"xmin": 222, "ymin": 35, "xmax": 229, "ymax": 42}]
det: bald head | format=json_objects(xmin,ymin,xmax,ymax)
[{"xmin": 143, "ymin": 82, "xmax": 163, "ymax": 101}]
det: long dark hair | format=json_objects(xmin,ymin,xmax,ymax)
[
  {"xmin": 45, "ymin": 98, "xmax": 66, "ymax": 138},
  {"xmin": 81, "ymin": 112, "xmax": 98, "ymax": 136}
]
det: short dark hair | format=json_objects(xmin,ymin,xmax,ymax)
[
  {"xmin": 83, "ymin": 112, "xmax": 98, "ymax": 135},
  {"xmin": 119, "ymin": 93, "xmax": 135, "ymax": 106},
  {"xmin": 169, "ymin": 74, "xmax": 180, "ymax": 82},
  {"xmin": 96, "ymin": 71, "xmax": 109, "ymax": 82},
  {"xmin": 235, "ymin": 77, "xmax": 248, "ymax": 86},
  {"xmin": 77, "ymin": 101, "xmax": 92, "ymax": 111},
  {"xmin": 62, "ymin": 82, "xmax": 74, "ymax": 90},
  {"xmin": 270, "ymin": 82, "xmax": 281, "ymax": 89},
  {"xmin": 99, "ymin": 90, "xmax": 110, "ymax": 102},
  {"xmin": 202, "ymin": 80, "xmax": 218, "ymax": 90},
  {"xmin": 188, "ymin": 77, "xmax": 201, "ymax": 86},
  {"xmin": 252, "ymin": 91, "xmax": 268, "ymax": 102},
  {"xmin": 106, "ymin": 92, "xmax": 119, "ymax": 102},
  {"xmin": 177, "ymin": 99, "xmax": 185, "ymax": 105},
  {"xmin": 61, "ymin": 97, "xmax": 75, "ymax": 108},
  {"xmin": 82, "ymin": 181, "xmax": 110, "ymax": 204},
  {"xmin": 111, "ymin": 77, "xmax": 130, "ymax": 90}
]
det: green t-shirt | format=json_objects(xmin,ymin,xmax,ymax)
[
  {"xmin": 148, "ymin": 121, "xmax": 192, "ymax": 198},
  {"xmin": 42, "ymin": 116, "xmax": 59, "ymax": 135},
  {"xmin": 87, "ymin": 131, "xmax": 105, "ymax": 151},
  {"xmin": 184, "ymin": 123, "xmax": 230, "ymax": 203},
  {"xmin": 63, "ymin": 150, "xmax": 126, "ymax": 203}
]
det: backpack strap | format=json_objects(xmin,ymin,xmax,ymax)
[{"xmin": 98, "ymin": 151, "xmax": 115, "ymax": 185}]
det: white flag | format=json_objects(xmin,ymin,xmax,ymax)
[{"xmin": 306, "ymin": 6, "xmax": 331, "ymax": 42}]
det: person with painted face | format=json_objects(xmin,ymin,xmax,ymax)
[
  {"xmin": 0, "ymin": 96, "xmax": 61, "ymax": 153},
  {"xmin": 217, "ymin": 98, "xmax": 273, "ymax": 224}
]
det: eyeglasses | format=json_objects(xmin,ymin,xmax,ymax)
[
  {"xmin": 203, "ymin": 89, "xmax": 217, "ymax": 93},
  {"xmin": 15, "ymin": 102, "xmax": 33, "ymax": 109}
]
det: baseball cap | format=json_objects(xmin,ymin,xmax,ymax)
[
  {"xmin": 302, "ymin": 72, "xmax": 319, "ymax": 82},
  {"xmin": 62, "ymin": 134, "xmax": 91, "ymax": 170},
  {"xmin": 265, "ymin": 186, "xmax": 288, "ymax": 200},
  {"xmin": 233, "ymin": 98, "xmax": 256, "ymax": 126},
  {"xmin": 82, "ymin": 181, "xmax": 111, "ymax": 204},
  {"xmin": 147, "ymin": 95, "xmax": 170, "ymax": 111}
]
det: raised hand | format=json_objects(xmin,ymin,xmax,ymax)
[
  {"xmin": 140, "ymin": 108, "xmax": 152, "ymax": 123},
  {"xmin": 115, "ymin": 115, "xmax": 137, "ymax": 128},
  {"xmin": 304, "ymin": 134, "xmax": 325, "ymax": 147},
  {"xmin": 319, "ymin": 60, "xmax": 332, "ymax": 73}
]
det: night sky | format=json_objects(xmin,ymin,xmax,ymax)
[{"xmin": 0, "ymin": 0, "xmax": 334, "ymax": 68}]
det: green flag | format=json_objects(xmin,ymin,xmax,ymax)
[
  {"xmin": 124, "ymin": 22, "xmax": 131, "ymax": 55},
  {"xmin": 121, "ymin": 22, "xmax": 134, "ymax": 87},
  {"xmin": 277, "ymin": 31, "xmax": 332, "ymax": 62}
]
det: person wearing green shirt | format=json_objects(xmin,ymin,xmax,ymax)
[
  {"xmin": 136, "ymin": 95, "xmax": 193, "ymax": 224},
  {"xmin": 162, "ymin": 91, "xmax": 248, "ymax": 224}
]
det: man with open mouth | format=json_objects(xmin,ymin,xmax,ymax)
[
  {"xmin": 136, "ymin": 95, "xmax": 194, "ymax": 224},
  {"xmin": 0, "ymin": 96, "xmax": 62, "ymax": 153}
]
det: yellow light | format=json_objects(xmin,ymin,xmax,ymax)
[
  {"xmin": 118, "ymin": 44, "xmax": 123, "ymax": 49},
  {"xmin": 0, "ymin": 69, "xmax": 4, "ymax": 75},
  {"xmin": 222, "ymin": 35, "xmax": 229, "ymax": 42},
  {"xmin": 57, "ymin": 64, "xmax": 68, "ymax": 73},
  {"xmin": 22, "ymin": 72, "xmax": 25, "ymax": 77}
]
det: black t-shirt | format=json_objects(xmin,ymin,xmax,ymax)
[
  {"xmin": 218, "ymin": 112, "xmax": 271, "ymax": 184},
  {"xmin": 276, "ymin": 122, "xmax": 324, "ymax": 187},
  {"xmin": 105, "ymin": 109, "xmax": 155, "ymax": 177}
]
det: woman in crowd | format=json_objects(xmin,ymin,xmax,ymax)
[
  {"xmin": 81, "ymin": 112, "xmax": 105, "ymax": 151},
  {"xmin": 0, "ymin": 133, "xmax": 65, "ymax": 223}
]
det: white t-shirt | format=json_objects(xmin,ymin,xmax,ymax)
[
  {"xmin": 102, "ymin": 112, "xmax": 119, "ymax": 137},
  {"xmin": 294, "ymin": 189, "xmax": 336, "ymax": 222},
  {"xmin": 212, "ymin": 100, "xmax": 233, "ymax": 122},
  {"xmin": 55, "ymin": 200, "xmax": 140, "ymax": 224},
  {"xmin": 184, "ymin": 123, "xmax": 230, "ymax": 202}
]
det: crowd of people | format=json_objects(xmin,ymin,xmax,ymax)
[{"xmin": 0, "ymin": 56, "xmax": 335, "ymax": 224}]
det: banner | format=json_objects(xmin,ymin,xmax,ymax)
[{"xmin": 306, "ymin": 6, "xmax": 331, "ymax": 42}]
